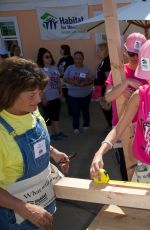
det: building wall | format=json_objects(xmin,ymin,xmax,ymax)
[{"xmin": 0, "ymin": 3, "xmax": 128, "ymax": 74}]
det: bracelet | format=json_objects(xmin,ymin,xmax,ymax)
[{"xmin": 101, "ymin": 140, "xmax": 113, "ymax": 149}]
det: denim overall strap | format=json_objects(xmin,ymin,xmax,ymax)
[
  {"xmin": 15, "ymin": 119, "xmax": 51, "ymax": 180},
  {"xmin": 0, "ymin": 115, "xmax": 56, "ymax": 230},
  {"xmin": 0, "ymin": 116, "xmax": 16, "ymax": 135}
]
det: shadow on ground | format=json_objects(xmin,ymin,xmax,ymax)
[{"xmin": 52, "ymin": 101, "xmax": 122, "ymax": 230}]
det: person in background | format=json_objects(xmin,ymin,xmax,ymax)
[
  {"xmin": 0, "ymin": 48, "xmax": 9, "ymax": 63},
  {"xmin": 10, "ymin": 44, "xmax": 21, "ymax": 57},
  {"xmin": 90, "ymin": 39, "xmax": 150, "ymax": 184},
  {"xmin": 57, "ymin": 44, "xmax": 74, "ymax": 115},
  {"xmin": 0, "ymin": 57, "xmax": 69, "ymax": 229},
  {"xmin": 37, "ymin": 47, "xmax": 67, "ymax": 141},
  {"xmin": 64, "ymin": 51, "xmax": 94, "ymax": 135},
  {"xmin": 94, "ymin": 39, "xmax": 112, "ymax": 127},
  {"xmin": 105, "ymin": 33, "xmax": 147, "ymax": 126},
  {"xmin": 104, "ymin": 32, "xmax": 147, "ymax": 181}
]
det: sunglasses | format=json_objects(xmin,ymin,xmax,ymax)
[
  {"xmin": 44, "ymin": 55, "xmax": 52, "ymax": 59},
  {"xmin": 127, "ymin": 52, "xmax": 138, "ymax": 57}
]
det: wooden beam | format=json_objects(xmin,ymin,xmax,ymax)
[
  {"xmin": 54, "ymin": 177, "xmax": 150, "ymax": 210},
  {"xmin": 87, "ymin": 205, "xmax": 150, "ymax": 230},
  {"xmin": 102, "ymin": 0, "xmax": 136, "ymax": 180},
  {"xmin": 102, "ymin": 0, "xmax": 124, "ymax": 86}
]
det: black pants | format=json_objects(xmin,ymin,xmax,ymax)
[
  {"xmin": 101, "ymin": 86, "xmax": 112, "ymax": 127},
  {"xmin": 102, "ymin": 108, "xmax": 112, "ymax": 127},
  {"xmin": 115, "ymin": 148, "xmax": 128, "ymax": 181},
  {"xmin": 68, "ymin": 94, "xmax": 91, "ymax": 130},
  {"xmin": 43, "ymin": 98, "xmax": 61, "ymax": 126},
  {"xmin": 62, "ymin": 88, "xmax": 72, "ymax": 116}
]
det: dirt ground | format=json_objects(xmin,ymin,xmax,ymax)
[{"xmin": 52, "ymin": 101, "xmax": 122, "ymax": 230}]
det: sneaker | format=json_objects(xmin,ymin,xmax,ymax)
[
  {"xmin": 57, "ymin": 132, "xmax": 68, "ymax": 138},
  {"xmin": 73, "ymin": 129, "xmax": 80, "ymax": 135},
  {"xmin": 83, "ymin": 127, "xmax": 89, "ymax": 132}
]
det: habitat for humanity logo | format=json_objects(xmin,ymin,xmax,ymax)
[
  {"xmin": 41, "ymin": 12, "xmax": 84, "ymax": 31},
  {"xmin": 41, "ymin": 12, "xmax": 58, "ymax": 30}
]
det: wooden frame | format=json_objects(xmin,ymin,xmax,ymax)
[
  {"xmin": 87, "ymin": 204, "xmax": 150, "ymax": 230},
  {"xmin": 54, "ymin": 177, "xmax": 150, "ymax": 210},
  {"xmin": 55, "ymin": 177, "xmax": 150, "ymax": 228},
  {"xmin": 54, "ymin": 1, "xmax": 150, "ymax": 228},
  {"xmin": 103, "ymin": 0, "xmax": 137, "ymax": 180}
]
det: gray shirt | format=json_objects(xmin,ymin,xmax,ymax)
[
  {"xmin": 42, "ymin": 66, "xmax": 61, "ymax": 101},
  {"xmin": 64, "ymin": 64, "xmax": 93, "ymax": 97}
]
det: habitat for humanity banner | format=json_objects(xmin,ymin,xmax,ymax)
[{"xmin": 37, "ymin": 5, "xmax": 90, "ymax": 40}]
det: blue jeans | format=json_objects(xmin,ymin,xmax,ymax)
[{"xmin": 68, "ymin": 94, "xmax": 91, "ymax": 129}]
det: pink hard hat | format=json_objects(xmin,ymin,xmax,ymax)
[
  {"xmin": 135, "ymin": 40, "xmax": 150, "ymax": 80},
  {"xmin": 124, "ymin": 33, "xmax": 146, "ymax": 54}
]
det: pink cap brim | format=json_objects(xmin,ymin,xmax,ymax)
[
  {"xmin": 124, "ymin": 43, "xmax": 139, "ymax": 54},
  {"xmin": 135, "ymin": 64, "xmax": 150, "ymax": 80}
]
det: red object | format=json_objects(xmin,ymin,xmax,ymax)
[{"xmin": 92, "ymin": 86, "xmax": 102, "ymax": 100}]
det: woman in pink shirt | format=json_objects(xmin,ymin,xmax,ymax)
[
  {"xmin": 105, "ymin": 32, "xmax": 147, "ymax": 126},
  {"xmin": 90, "ymin": 40, "xmax": 150, "ymax": 183},
  {"xmin": 105, "ymin": 33, "xmax": 147, "ymax": 181}
]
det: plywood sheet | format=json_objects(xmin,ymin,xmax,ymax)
[{"xmin": 87, "ymin": 205, "xmax": 150, "ymax": 230}]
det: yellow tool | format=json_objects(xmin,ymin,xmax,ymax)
[
  {"xmin": 93, "ymin": 168, "xmax": 150, "ymax": 187},
  {"xmin": 93, "ymin": 168, "xmax": 110, "ymax": 184}
]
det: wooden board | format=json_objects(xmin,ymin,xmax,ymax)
[
  {"xmin": 102, "ymin": 0, "xmax": 136, "ymax": 180},
  {"xmin": 54, "ymin": 177, "xmax": 150, "ymax": 210},
  {"xmin": 87, "ymin": 205, "xmax": 150, "ymax": 230}
]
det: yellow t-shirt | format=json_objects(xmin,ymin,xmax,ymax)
[{"xmin": 0, "ymin": 109, "xmax": 47, "ymax": 190}]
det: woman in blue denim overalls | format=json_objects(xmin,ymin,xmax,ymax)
[{"xmin": 0, "ymin": 57, "xmax": 69, "ymax": 229}]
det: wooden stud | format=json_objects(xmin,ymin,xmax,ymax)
[{"xmin": 54, "ymin": 178, "xmax": 150, "ymax": 210}]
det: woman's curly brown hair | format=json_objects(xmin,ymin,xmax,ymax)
[{"xmin": 0, "ymin": 57, "xmax": 48, "ymax": 111}]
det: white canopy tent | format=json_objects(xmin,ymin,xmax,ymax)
[{"xmin": 76, "ymin": 0, "xmax": 150, "ymax": 37}]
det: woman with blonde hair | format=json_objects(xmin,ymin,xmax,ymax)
[{"xmin": 94, "ymin": 39, "xmax": 112, "ymax": 127}]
